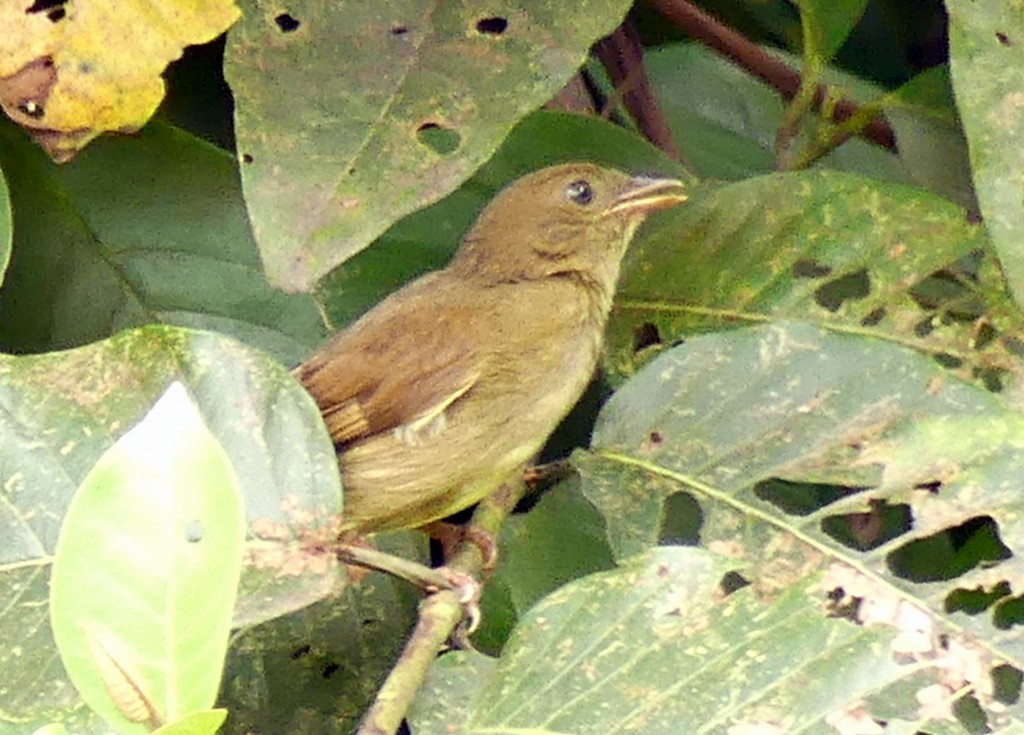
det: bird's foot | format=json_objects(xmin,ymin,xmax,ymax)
[{"xmin": 429, "ymin": 567, "xmax": 482, "ymax": 645}]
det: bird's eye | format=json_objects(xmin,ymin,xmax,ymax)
[{"xmin": 564, "ymin": 179, "xmax": 594, "ymax": 206}]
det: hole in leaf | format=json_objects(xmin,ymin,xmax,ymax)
[
  {"xmin": 390, "ymin": 24, "xmax": 409, "ymax": 36},
  {"xmin": 972, "ymin": 320, "xmax": 997, "ymax": 350},
  {"xmin": 476, "ymin": 16, "xmax": 509, "ymax": 34},
  {"xmin": 933, "ymin": 352, "xmax": 964, "ymax": 369},
  {"xmin": 25, "ymin": 0, "xmax": 64, "ymax": 12},
  {"xmin": 946, "ymin": 580, "xmax": 1012, "ymax": 615},
  {"xmin": 915, "ymin": 480, "xmax": 942, "ymax": 494},
  {"xmin": 974, "ymin": 366, "xmax": 1004, "ymax": 393},
  {"xmin": 821, "ymin": 501, "xmax": 911, "ymax": 551},
  {"xmin": 658, "ymin": 491, "xmax": 702, "ymax": 546},
  {"xmin": 952, "ymin": 691, "xmax": 990, "ymax": 734},
  {"xmin": 754, "ymin": 479, "xmax": 863, "ymax": 516},
  {"xmin": 719, "ymin": 571, "xmax": 749, "ymax": 596},
  {"xmin": 825, "ymin": 588, "xmax": 863, "ymax": 623},
  {"xmin": 791, "ymin": 259, "xmax": 832, "ymax": 279},
  {"xmin": 887, "ymin": 515, "xmax": 1012, "ymax": 583},
  {"xmin": 274, "ymin": 13, "xmax": 300, "ymax": 32},
  {"xmin": 997, "ymin": 31, "xmax": 1012, "ymax": 46},
  {"xmin": 860, "ymin": 307, "xmax": 886, "ymax": 327},
  {"xmin": 995, "ymin": 595, "xmax": 1024, "ymax": 629},
  {"xmin": 18, "ymin": 100, "xmax": 44, "ymax": 118},
  {"xmin": 321, "ymin": 662, "xmax": 340, "ymax": 678},
  {"xmin": 910, "ymin": 271, "xmax": 969, "ymax": 310},
  {"xmin": 632, "ymin": 322, "xmax": 661, "ymax": 353},
  {"xmin": 241, "ymin": 153, "xmax": 254, "ymax": 164},
  {"xmin": 416, "ymin": 122, "xmax": 460, "ymax": 154},
  {"xmin": 813, "ymin": 269, "xmax": 870, "ymax": 312},
  {"xmin": 914, "ymin": 315, "xmax": 936, "ymax": 338},
  {"xmin": 290, "ymin": 644, "xmax": 312, "ymax": 659},
  {"xmin": 993, "ymin": 664, "xmax": 1023, "ymax": 704}
]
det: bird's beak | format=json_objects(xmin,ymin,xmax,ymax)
[{"xmin": 605, "ymin": 176, "xmax": 688, "ymax": 217}]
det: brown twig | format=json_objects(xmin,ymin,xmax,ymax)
[
  {"xmin": 353, "ymin": 481, "xmax": 527, "ymax": 735},
  {"xmin": 646, "ymin": 0, "xmax": 897, "ymax": 152},
  {"xmin": 595, "ymin": 17, "xmax": 683, "ymax": 161}
]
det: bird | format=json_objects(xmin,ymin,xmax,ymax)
[{"xmin": 294, "ymin": 162, "xmax": 688, "ymax": 533}]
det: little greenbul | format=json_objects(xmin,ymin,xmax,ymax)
[{"xmin": 295, "ymin": 162, "xmax": 688, "ymax": 533}]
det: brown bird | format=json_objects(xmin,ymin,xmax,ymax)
[{"xmin": 295, "ymin": 163, "xmax": 688, "ymax": 533}]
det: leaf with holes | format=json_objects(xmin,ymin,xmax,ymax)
[
  {"xmin": 578, "ymin": 321, "xmax": 1024, "ymax": 731},
  {"xmin": 315, "ymin": 110, "xmax": 689, "ymax": 330},
  {"xmin": 608, "ymin": 169, "xmax": 1022, "ymax": 393},
  {"xmin": 225, "ymin": 0, "xmax": 636, "ymax": 291},
  {"xmin": 946, "ymin": 0, "xmax": 1024, "ymax": 307},
  {"xmin": 0, "ymin": 0, "xmax": 239, "ymax": 161},
  {"xmin": 409, "ymin": 546, "xmax": 958, "ymax": 735}
]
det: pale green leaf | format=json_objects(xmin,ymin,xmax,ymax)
[
  {"xmin": 0, "ymin": 327, "xmax": 340, "ymax": 733},
  {"xmin": 151, "ymin": 709, "xmax": 227, "ymax": 735},
  {"xmin": 50, "ymin": 383, "xmax": 245, "ymax": 732}
]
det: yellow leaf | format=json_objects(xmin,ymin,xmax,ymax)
[{"xmin": 0, "ymin": 0, "xmax": 240, "ymax": 162}]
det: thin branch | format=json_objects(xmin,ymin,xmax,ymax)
[
  {"xmin": 595, "ymin": 17, "xmax": 684, "ymax": 161},
  {"xmin": 353, "ymin": 481, "xmax": 527, "ymax": 735},
  {"xmin": 646, "ymin": 0, "xmax": 897, "ymax": 152}
]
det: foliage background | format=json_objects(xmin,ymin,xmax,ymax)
[{"xmin": 3, "ymin": 0, "xmax": 1024, "ymax": 733}]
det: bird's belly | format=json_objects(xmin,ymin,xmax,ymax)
[{"xmin": 339, "ymin": 331, "xmax": 601, "ymax": 532}]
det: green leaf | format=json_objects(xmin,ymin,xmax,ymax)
[
  {"xmin": 577, "ymin": 322, "xmax": 1024, "ymax": 727},
  {"xmin": 645, "ymin": 43, "xmax": 910, "ymax": 184},
  {"xmin": 0, "ymin": 326, "xmax": 340, "ymax": 733},
  {"xmin": 797, "ymin": 0, "xmax": 869, "ymax": 64},
  {"xmin": 587, "ymin": 322, "xmax": 1009, "ymax": 558},
  {"xmin": 226, "ymin": 0, "xmax": 636, "ymax": 291},
  {"xmin": 412, "ymin": 547, "xmax": 936, "ymax": 734},
  {"xmin": 221, "ymin": 532, "xmax": 426, "ymax": 735},
  {"xmin": 946, "ymin": 0, "xmax": 1024, "ymax": 306},
  {"xmin": 50, "ymin": 382, "xmax": 244, "ymax": 733},
  {"xmin": 608, "ymin": 170, "xmax": 1021, "ymax": 392},
  {"xmin": 0, "ymin": 120, "xmax": 326, "ymax": 363},
  {"xmin": 536, "ymin": 325, "xmax": 1024, "ymax": 732},
  {"xmin": 495, "ymin": 478, "xmax": 615, "ymax": 616},
  {"xmin": 884, "ymin": 65, "xmax": 976, "ymax": 210},
  {"xmin": 152, "ymin": 710, "xmax": 227, "ymax": 735},
  {"xmin": 317, "ymin": 110, "xmax": 689, "ymax": 329}
]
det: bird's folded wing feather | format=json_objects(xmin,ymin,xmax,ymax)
[{"xmin": 293, "ymin": 286, "xmax": 484, "ymax": 446}]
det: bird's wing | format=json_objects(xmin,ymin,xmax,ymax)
[{"xmin": 293, "ymin": 282, "xmax": 484, "ymax": 446}]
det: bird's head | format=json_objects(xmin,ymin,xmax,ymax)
[{"xmin": 450, "ymin": 163, "xmax": 688, "ymax": 290}]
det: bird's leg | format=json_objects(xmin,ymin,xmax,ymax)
[
  {"xmin": 421, "ymin": 520, "xmax": 500, "ymax": 573},
  {"xmin": 335, "ymin": 541, "xmax": 461, "ymax": 594},
  {"xmin": 334, "ymin": 537, "xmax": 483, "ymax": 644},
  {"xmin": 523, "ymin": 458, "xmax": 574, "ymax": 488}
]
